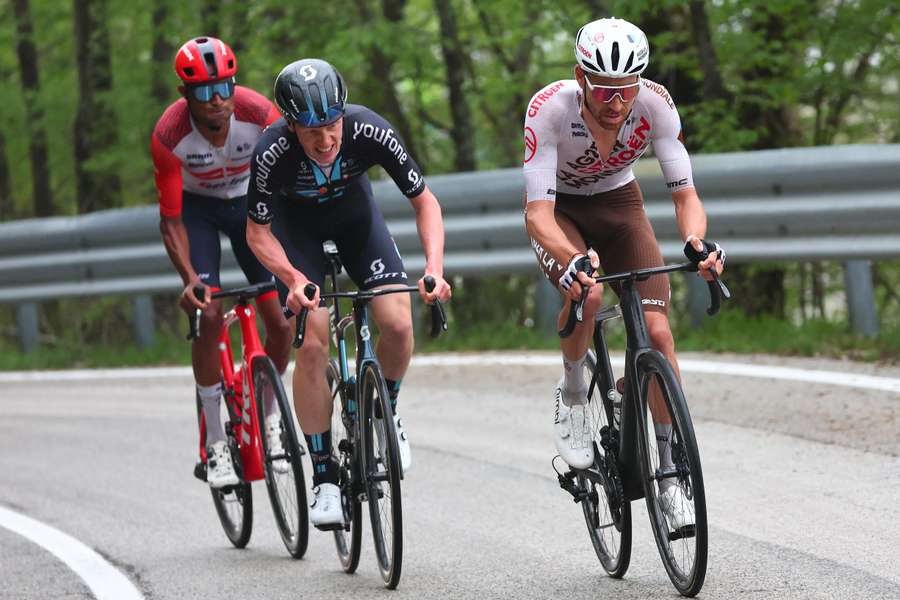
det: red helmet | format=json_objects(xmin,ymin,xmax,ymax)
[{"xmin": 174, "ymin": 37, "xmax": 237, "ymax": 84}]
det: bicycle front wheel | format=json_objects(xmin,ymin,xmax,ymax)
[
  {"xmin": 635, "ymin": 350, "xmax": 707, "ymax": 597},
  {"xmin": 582, "ymin": 350, "xmax": 632, "ymax": 578},
  {"xmin": 327, "ymin": 359, "xmax": 363, "ymax": 573},
  {"xmin": 254, "ymin": 355, "xmax": 309, "ymax": 559},
  {"xmin": 196, "ymin": 392, "xmax": 253, "ymax": 548},
  {"xmin": 360, "ymin": 363, "xmax": 403, "ymax": 589}
]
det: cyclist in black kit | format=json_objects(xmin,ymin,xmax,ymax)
[{"xmin": 246, "ymin": 58, "xmax": 452, "ymax": 528}]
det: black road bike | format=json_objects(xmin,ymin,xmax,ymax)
[
  {"xmin": 556, "ymin": 262, "xmax": 729, "ymax": 597},
  {"xmin": 294, "ymin": 244, "xmax": 447, "ymax": 589}
]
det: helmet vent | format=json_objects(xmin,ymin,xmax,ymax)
[
  {"xmin": 611, "ymin": 42, "xmax": 620, "ymax": 70},
  {"xmin": 623, "ymin": 51, "xmax": 634, "ymax": 73},
  {"xmin": 594, "ymin": 50, "xmax": 605, "ymax": 73},
  {"xmin": 203, "ymin": 52, "xmax": 217, "ymax": 77},
  {"xmin": 627, "ymin": 63, "xmax": 645, "ymax": 75}
]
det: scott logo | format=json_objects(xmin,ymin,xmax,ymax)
[
  {"xmin": 370, "ymin": 259, "xmax": 385, "ymax": 275},
  {"xmin": 299, "ymin": 65, "xmax": 317, "ymax": 81},
  {"xmin": 255, "ymin": 202, "xmax": 268, "ymax": 216}
]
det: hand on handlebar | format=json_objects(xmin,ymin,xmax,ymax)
[
  {"xmin": 418, "ymin": 274, "xmax": 451, "ymax": 305},
  {"xmin": 287, "ymin": 279, "xmax": 319, "ymax": 314},
  {"xmin": 558, "ymin": 250, "xmax": 600, "ymax": 301},
  {"xmin": 684, "ymin": 236, "xmax": 726, "ymax": 282},
  {"xmin": 180, "ymin": 279, "xmax": 209, "ymax": 313}
]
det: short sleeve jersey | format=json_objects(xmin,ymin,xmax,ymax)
[
  {"xmin": 247, "ymin": 104, "xmax": 426, "ymax": 224},
  {"xmin": 522, "ymin": 78, "xmax": 693, "ymax": 201},
  {"xmin": 151, "ymin": 86, "xmax": 281, "ymax": 217}
]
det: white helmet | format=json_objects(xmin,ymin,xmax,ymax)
[{"xmin": 575, "ymin": 18, "xmax": 649, "ymax": 78}]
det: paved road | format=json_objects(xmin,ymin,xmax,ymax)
[{"xmin": 1, "ymin": 353, "xmax": 899, "ymax": 599}]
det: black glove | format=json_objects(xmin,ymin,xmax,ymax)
[{"xmin": 684, "ymin": 237, "xmax": 727, "ymax": 267}]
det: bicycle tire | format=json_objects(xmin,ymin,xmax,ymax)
[
  {"xmin": 196, "ymin": 392, "xmax": 253, "ymax": 548},
  {"xmin": 634, "ymin": 350, "xmax": 707, "ymax": 597},
  {"xmin": 582, "ymin": 350, "xmax": 632, "ymax": 578},
  {"xmin": 253, "ymin": 355, "xmax": 309, "ymax": 559},
  {"xmin": 327, "ymin": 359, "xmax": 363, "ymax": 573},
  {"xmin": 360, "ymin": 362, "xmax": 403, "ymax": 589}
]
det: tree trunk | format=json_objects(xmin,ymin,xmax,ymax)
[
  {"xmin": 202, "ymin": 0, "xmax": 220, "ymax": 37},
  {"xmin": 353, "ymin": 0, "xmax": 422, "ymax": 167},
  {"xmin": 73, "ymin": 0, "xmax": 122, "ymax": 213},
  {"xmin": 150, "ymin": 0, "xmax": 173, "ymax": 108},
  {"xmin": 12, "ymin": 0, "xmax": 54, "ymax": 217},
  {"xmin": 688, "ymin": 1, "xmax": 732, "ymax": 102},
  {"xmin": 0, "ymin": 130, "xmax": 11, "ymax": 219},
  {"xmin": 434, "ymin": 0, "xmax": 476, "ymax": 172}
]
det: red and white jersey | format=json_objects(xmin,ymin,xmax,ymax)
[
  {"xmin": 151, "ymin": 86, "xmax": 281, "ymax": 217},
  {"xmin": 523, "ymin": 78, "xmax": 693, "ymax": 202}
]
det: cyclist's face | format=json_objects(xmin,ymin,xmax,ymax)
[
  {"xmin": 181, "ymin": 84, "xmax": 235, "ymax": 132},
  {"xmin": 292, "ymin": 118, "xmax": 344, "ymax": 165},
  {"xmin": 576, "ymin": 67, "xmax": 638, "ymax": 131}
]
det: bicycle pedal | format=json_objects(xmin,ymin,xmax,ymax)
[
  {"xmin": 668, "ymin": 524, "xmax": 696, "ymax": 541},
  {"xmin": 314, "ymin": 522, "xmax": 346, "ymax": 532},
  {"xmin": 193, "ymin": 461, "xmax": 208, "ymax": 482}
]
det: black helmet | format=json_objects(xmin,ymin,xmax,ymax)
[{"xmin": 274, "ymin": 58, "xmax": 347, "ymax": 127}]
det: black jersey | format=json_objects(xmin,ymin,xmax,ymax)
[{"xmin": 247, "ymin": 104, "xmax": 425, "ymax": 224}]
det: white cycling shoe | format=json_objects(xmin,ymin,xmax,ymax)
[
  {"xmin": 659, "ymin": 485, "xmax": 695, "ymax": 530},
  {"xmin": 554, "ymin": 378, "xmax": 594, "ymax": 470},
  {"xmin": 264, "ymin": 414, "xmax": 290, "ymax": 474},
  {"xmin": 206, "ymin": 440, "xmax": 240, "ymax": 488},
  {"xmin": 375, "ymin": 412, "xmax": 412, "ymax": 473},
  {"xmin": 309, "ymin": 483, "xmax": 343, "ymax": 527}
]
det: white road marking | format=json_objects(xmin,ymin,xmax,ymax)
[
  {"xmin": 0, "ymin": 353, "xmax": 897, "ymax": 394},
  {"xmin": 0, "ymin": 504, "xmax": 144, "ymax": 600}
]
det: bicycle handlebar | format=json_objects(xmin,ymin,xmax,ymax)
[
  {"xmin": 558, "ymin": 262, "xmax": 731, "ymax": 339},
  {"xmin": 186, "ymin": 286, "xmax": 205, "ymax": 341},
  {"xmin": 424, "ymin": 276, "xmax": 449, "ymax": 339},
  {"xmin": 292, "ymin": 277, "xmax": 450, "ymax": 349},
  {"xmin": 292, "ymin": 284, "xmax": 318, "ymax": 349},
  {"xmin": 186, "ymin": 282, "xmax": 278, "ymax": 341}
]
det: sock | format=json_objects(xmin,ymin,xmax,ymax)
[
  {"xmin": 384, "ymin": 378, "xmax": 402, "ymax": 413},
  {"xmin": 655, "ymin": 422, "xmax": 675, "ymax": 494},
  {"xmin": 561, "ymin": 354, "xmax": 588, "ymax": 406},
  {"xmin": 304, "ymin": 430, "xmax": 338, "ymax": 486},
  {"xmin": 198, "ymin": 383, "xmax": 225, "ymax": 445}
]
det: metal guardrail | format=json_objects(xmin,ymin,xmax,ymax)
[{"xmin": 2, "ymin": 144, "xmax": 898, "ymax": 350}]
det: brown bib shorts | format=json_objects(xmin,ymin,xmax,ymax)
[{"xmin": 528, "ymin": 180, "xmax": 670, "ymax": 314}]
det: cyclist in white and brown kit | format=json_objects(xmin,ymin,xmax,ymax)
[{"xmin": 523, "ymin": 17, "xmax": 725, "ymax": 529}]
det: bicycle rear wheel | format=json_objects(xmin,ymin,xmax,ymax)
[
  {"xmin": 254, "ymin": 355, "xmax": 309, "ymax": 559},
  {"xmin": 327, "ymin": 359, "xmax": 363, "ymax": 573},
  {"xmin": 360, "ymin": 362, "xmax": 403, "ymax": 589},
  {"xmin": 582, "ymin": 350, "xmax": 632, "ymax": 578},
  {"xmin": 634, "ymin": 350, "xmax": 707, "ymax": 597},
  {"xmin": 196, "ymin": 392, "xmax": 253, "ymax": 548}
]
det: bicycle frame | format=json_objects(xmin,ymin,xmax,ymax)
[
  {"xmin": 590, "ymin": 278, "xmax": 655, "ymax": 501},
  {"xmin": 198, "ymin": 295, "xmax": 269, "ymax": 482}
]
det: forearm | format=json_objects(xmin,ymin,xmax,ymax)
[
  {"xmin": 159, "ymin": 216, "xmax": 198, "ymax": 285},
  {"xmin": 672, "ymin": 187, "xmax": 707, "ymax": 242},
  {"xmin": 246, "ymin": 220, "xmax": 304, "ymax": 287},
  {"xmin": 525, "ymin": 200, "xmax": 581, "ymax": 266},
  {"xmin": 410, "ymin": 188, "xmax": 445, "ymax": 275}
]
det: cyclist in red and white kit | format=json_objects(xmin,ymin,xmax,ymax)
[
  {"xmin": 523, "ymin": 18, "xmax": 725, "ymax": 529},
  {"xmin": 152, "ymin": 36, "xmax": 291, "ymax": 489}
]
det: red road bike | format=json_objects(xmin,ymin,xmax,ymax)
[{"xmin": 189, "ymin": 281, "xmax": 309, "ymax": 557}]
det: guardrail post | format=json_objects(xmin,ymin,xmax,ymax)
[
  {"xmin": 132, "ymin": 294, "xmax": 156, "ymax": 348},
  {"xmin": 535, "ymin": 276, "xmax": 561, "ymax": 336},
  {"xmin": 843, "ymin": 260, "xmax": 878, "ymax": 337},
  {"xmin": 17, "ymin": 302, "xmax": 39, "ymax": 353},
  {"xmin": 685, "ymin": 273, "xmax": 709, "ymax": 328}
]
